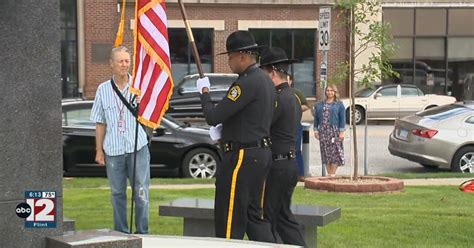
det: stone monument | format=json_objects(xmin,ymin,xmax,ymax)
[{"xmin": 0, "ymin": 1, "xmax": 63, "ymax": 247}]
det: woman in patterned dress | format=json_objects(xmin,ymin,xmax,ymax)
[{"xmin": 313, "ymin": 85, "xmax": 346, "ymax": 176}]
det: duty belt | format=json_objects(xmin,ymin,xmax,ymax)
[
  {"xmin": 220, "ymin": 137, "xmax": 272, "ymax": 153},
  {"xmin": 272, "ymin": 151, "xmax": 296, "ymax": 161}
]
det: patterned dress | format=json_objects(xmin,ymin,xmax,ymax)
[{"xmin": 319, "ymin": 101, "xmax": 345, "ymax": 166}]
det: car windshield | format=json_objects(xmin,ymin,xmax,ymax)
[
  {"xmin": 63, "ymin": 107, "xmax": 95, "ymax": 127},
  {"xmin": 355, "ymin": 87, "xmax": 376, "ymax": 97},
  {"xmin": 417, "ymin": 104, "xmax": 470, "ymax": 120}
]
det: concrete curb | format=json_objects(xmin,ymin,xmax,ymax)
[{"xmin": 402, "ymin": 178, "xmax": 470, "ymax": 186}]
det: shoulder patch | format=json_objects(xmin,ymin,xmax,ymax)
[{"xmin": 227, "ymin": 85, "xmax": 241, "ymax": 101}]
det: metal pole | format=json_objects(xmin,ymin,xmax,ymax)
[
  {"xmin": 320, "ymin": 50, "xmax": 328, "ymax": 177},
  {"xmin": 302, "ymin": 122, "xmax": 311, "ymax": 177},
  {"xmin": 364, "ymin": 104, "xmax": 368, "ymax": 176},
  {"xmin": 129, "ymin": 104, "xmax": 140, "ymax": 234},
  {"xmin": 77, "ymin": 0, "xmax": 86, "ymax": 97}
]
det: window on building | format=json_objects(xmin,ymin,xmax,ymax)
[
  {"xmin": 448, "ymin": 9, "xmax": 474, "ymax": 35},
  {"xmin": 383, "ymin": 9, "xmax": 414, "ymax": 36},
  {"xmin": 249, "ymin": 29, "xmax": 316, "ymax": 97},
  {"xmin": 415, "ymin": 9, "xmax": 446, "ymax": 36},
  {"xmin": 384, "ymin": 7, "xmax": 474, "ymax": 101},
  {"xmin": 448, "ymin": 38, "xmax": 474, "ymax": 101},
  {"xmin": 60, "ymin": 0, "xmax": 78, "ymax": 98},
  {"xmin": 168, "ymin": 28, "xmax": 213, "ymax": 83},
  {"xmin": 415, "ymin": 38, "xmax": 446, "ymax": 95},
  {"xmin": 386, "ymin": 38, "xmax": 414, "ymax": 84}
]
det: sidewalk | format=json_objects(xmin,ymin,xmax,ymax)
[
  {"xmin": 147, "ymin": 177, "xmax": 471, "ymax": 190},
  {"xmin": 402, "ymin": 178, "xmax": 469, "ymax": 186}
]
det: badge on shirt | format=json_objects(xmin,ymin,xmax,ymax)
[
  {"xmin": 227, "ymin": 85, "xmax": 241, "ymax": 101},
  {"xmin": 118, "ymin": 119, "xmax": 125, "ymax": 132}
]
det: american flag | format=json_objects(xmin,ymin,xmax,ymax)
[{"xmin": 131, "ymin": 0, "xmax": 173, "ymax": 128}]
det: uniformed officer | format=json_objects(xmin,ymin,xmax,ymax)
[
  {"xmin": 196, "ymin": 31, "xmax": 276, "ymax": 242},
  {"xmin": 259, "ymin": 47, "xmax": 306, "ymax": 246},
  {"xmin": 289, "ymin": 75, "xmax": 310, "ymax": 182}
]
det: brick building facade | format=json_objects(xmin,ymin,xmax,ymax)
[
  {"xmin": 63, "ymin": 0, "xmax": 474, "ymax": 102},
  {"xmin": 79, "ymin": 0, "xmax": 349, "ymax": 100}
]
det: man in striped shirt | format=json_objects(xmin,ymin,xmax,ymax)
[{"xmin": 90, "ymin": 46, "xmax": 150, "ymax": 234}]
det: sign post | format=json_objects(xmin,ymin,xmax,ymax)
[
  {"xmin": 319, "ymin": 7, "xmax": 331, "ymax": 91},
  {"xmin": 319, "ymin": 7, "xmax": 331, "ymax": 51},
  {"xmin": 319, "ymin": 7, "xmax": 331, "ymax": 176}
]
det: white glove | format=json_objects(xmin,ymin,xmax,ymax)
[
  {"xmin": 209, "ymin": 124, "xmax": 222, "ymax": 141},
  {"xmin": 196, "ymin": 76, "xmax": 210, "ymax": 94}
]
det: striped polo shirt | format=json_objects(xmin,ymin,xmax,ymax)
[{"xmin": 90, "ymin": 77, "xmax": 148, "ymax": 156}]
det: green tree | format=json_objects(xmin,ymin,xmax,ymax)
[{"xmin": 333, "ymin": 0, "xmax": 398, "ymax": 178}]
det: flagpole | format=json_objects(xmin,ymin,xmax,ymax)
[
  {"xmin": 178, "ymin": 0, "xmax": 204, "ymax": 78},
  {"xmin": 112, "ymin": 0, "xmax": 138, "ymax": 234},
  {"xmin": 128, "ymin": 0, "xmax": 137, "ymax": 235},
  {"xmin": 129, "ymin": 102, "xmax": 140, "ymax": 235}
]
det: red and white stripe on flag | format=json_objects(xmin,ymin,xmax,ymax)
[{"xmin": 131, "ymin": 0, "xmax": 174, "ymax": 128}]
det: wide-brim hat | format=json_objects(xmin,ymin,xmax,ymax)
[
  {"xmin": 217, "ymin": 31, "xmax": 266, "ymax": 55},
  {"xmin": 259, "ymin": 47, "xmax": 298, "ymax": 66}
]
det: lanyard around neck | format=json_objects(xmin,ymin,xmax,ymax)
[{"xmin": 111, "ymin": 77, "xmax": 129, "ymax": 116}]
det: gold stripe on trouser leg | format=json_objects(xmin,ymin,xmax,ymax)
[
  {"xmin": 225, "ymin": 148, "xmax": 245, "ymax": 239},
  {"xmin": 260, "ymin": 180, "xmax": 266, "ymax": 219}
]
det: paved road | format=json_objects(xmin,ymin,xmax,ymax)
[
  {"xmin": 307, "ymin": 120, "xmax": 450, "ymax": 176},
  {"xmin": 182, "ymin": 119, "xmax": 448, "ymax": 176}
]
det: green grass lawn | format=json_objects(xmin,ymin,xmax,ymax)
[{"xmin": 64, "ymin": 181, "xmax": 474, "ymax": 247}]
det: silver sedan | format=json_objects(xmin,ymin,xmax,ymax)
[{"xmin": 388, "ymin": 102, "xmax": 474, "ymax": 173}]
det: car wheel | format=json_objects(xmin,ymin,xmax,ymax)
[
  {"xmin": 182, "ymin": 148, "xmax": 218, "ymax": 179},
  {"xmin": 420, "ymin": 163, "xmax": 438, "ymax": 169},
  {"xmin": 452, "ymin": 146, "xmax": 474, "ymax": 173},
  {"xmin": 354, "ymin": 107, "xmax": 365, "ymax": 125},
  {"xmin": 346, "ymin": 106, "xmax": 365, "ymax": 125}
]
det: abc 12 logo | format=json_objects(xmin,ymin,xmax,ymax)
[{"xmin": 16, "ymin": 191, "xmax": 56, "ymax": 228}]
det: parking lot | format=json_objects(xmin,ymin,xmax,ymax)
[
  {"xmin": 307, "ymin": 121, "xmax": 440, "ymax": 176},
  {"xmin": 183, "ymin": 118, "xmax": 446, "ymax": 176}
]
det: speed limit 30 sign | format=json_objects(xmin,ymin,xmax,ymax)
[{"xmin": 319, "ymin": 7, "xmax": 331, "ymax": 51}]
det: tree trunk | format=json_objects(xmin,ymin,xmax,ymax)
[{"xmin": 350, "ymin": 5, "xmax": 359, "ymax": 179}]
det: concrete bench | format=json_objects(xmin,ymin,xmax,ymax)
[{"xmin": 159, "ymin": 198, "xmax": 341, "ymax": 247}]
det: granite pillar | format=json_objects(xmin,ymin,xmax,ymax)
[{"xmin": 0, "ymin": 1, "xmax": 63, "ymax": 247}]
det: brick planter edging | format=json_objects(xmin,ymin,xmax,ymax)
[{"xmin": 304, "ymin": 176, "xmax": 404, "ymax": 193}]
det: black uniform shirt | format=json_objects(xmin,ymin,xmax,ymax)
[
  {"xmin": 270, "ymin": 82, "xmax": 302, "ymax": 155},
  {"xmin": 200, "ymin": 64, "xmax": 276, "ymax": 144}
]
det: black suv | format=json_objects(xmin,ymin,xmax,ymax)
[{"xmin": 167, "ymin": 73, "xmax": 238, "ymax": 118}]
